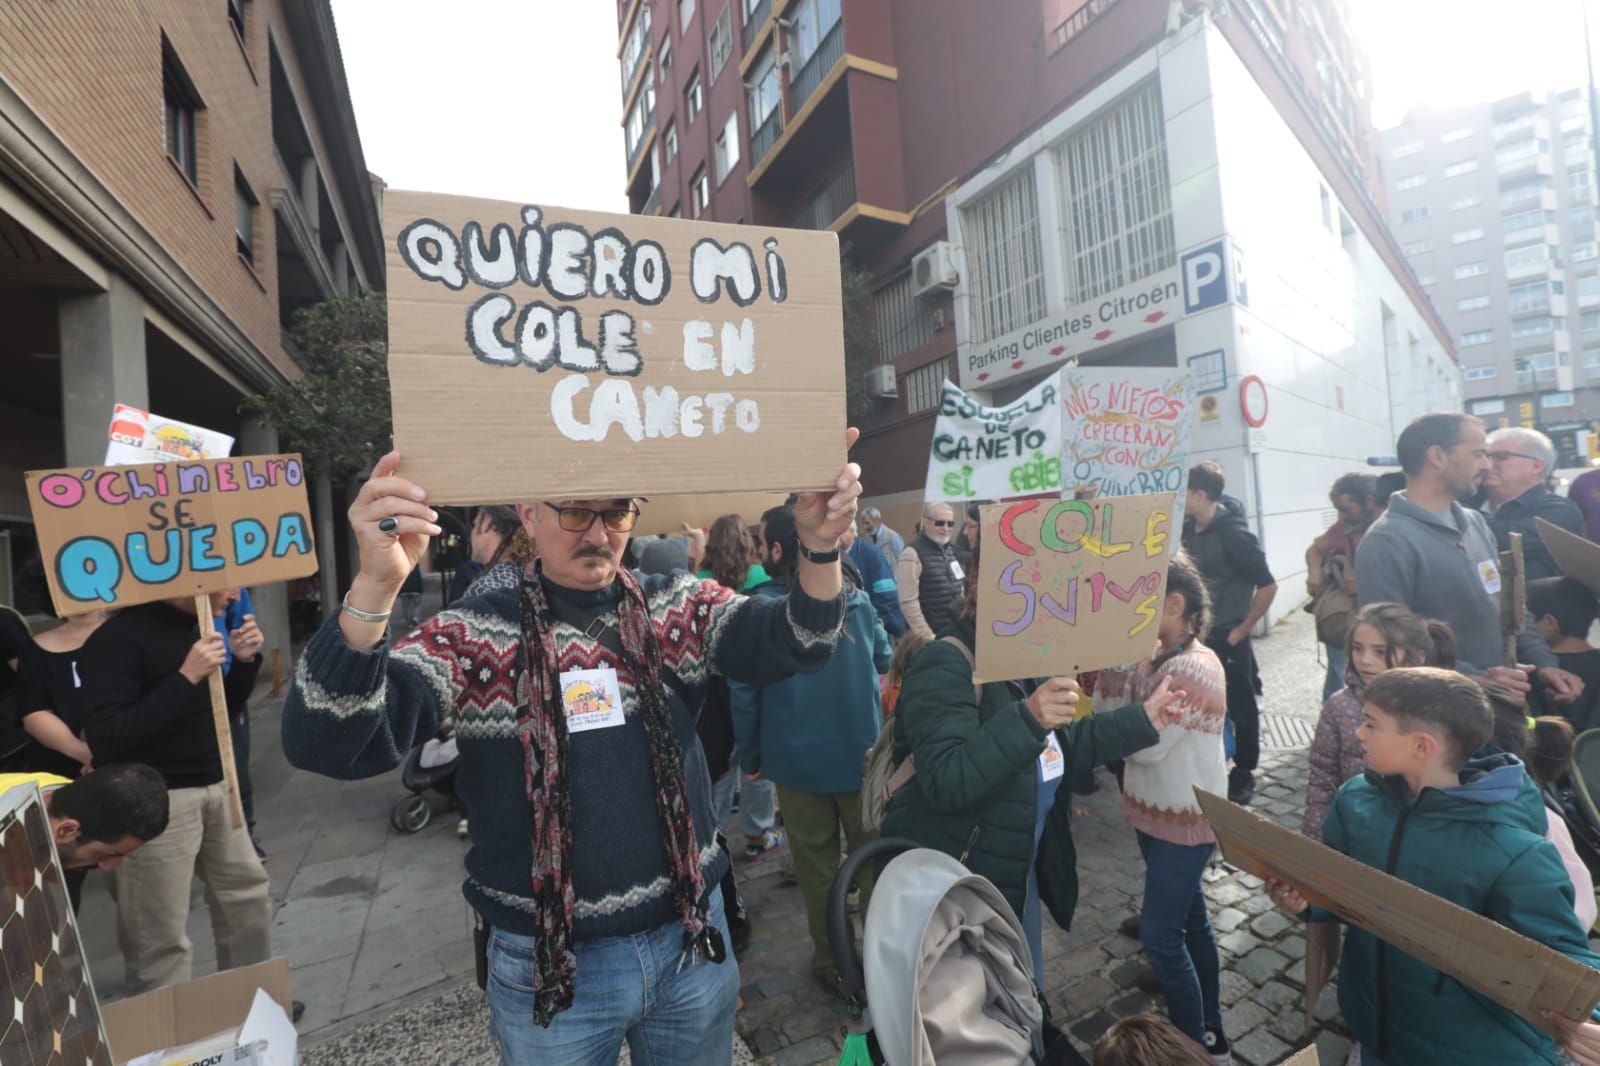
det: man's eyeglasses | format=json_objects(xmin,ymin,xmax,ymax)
[
  {"xmin": 544, "ymin": 503, "xmax": 640, "ymax": 533},
  {"xmin": 929, "ymin": 519, "xmax": 955, "ymax": 528},
  {"xmin": 1485, "ymin": 450, "xmax": 1540, "ymax": 463}
]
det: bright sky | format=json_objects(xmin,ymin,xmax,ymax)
[
  {"xmin": 329, "ymin": 1, "xmax": 628, "ymax": 211},
  {"xmin": 1353, "ymin": 0, "xmax": 1598, "ymax": 127}
]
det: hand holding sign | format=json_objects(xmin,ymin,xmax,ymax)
[
  {"xmin": 792, "ymin": 428, "xmax": 863, "ymax": 548},
  {"xmin": 1026, "ymin": 676, "xmax": 1081, "ymax": 730},
  {"xmin": 179, "ymin": 634, "xmax": 228, "ymax": 686},
  {"xmin": 347, "ymin": 451, "xmax": 443, "ymax": 593}
]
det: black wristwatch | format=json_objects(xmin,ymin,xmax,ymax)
[{"xmin": 796, "ymin": 541, "xmax": 841, "ymax": 565}]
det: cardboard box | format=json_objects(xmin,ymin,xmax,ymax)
[{"xmin": 101, "ymin": 960, "xmax": 294, "ymax": 1066}]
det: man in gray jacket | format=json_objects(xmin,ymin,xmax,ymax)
[{"xmin": 1355, "ymin": 413, "xmax": 1584, "ymax": 705}]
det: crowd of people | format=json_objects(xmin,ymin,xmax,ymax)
[{"xmin": 14, "ymin": 409, "xmax": 1600, "ymax": 1064}]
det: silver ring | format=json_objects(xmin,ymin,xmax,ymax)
[{"xmin": 377, "ymin": 516, "xmax": 399, "ymax": 536}]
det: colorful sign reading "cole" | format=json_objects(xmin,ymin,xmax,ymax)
[
  {"xmin": 25, "ymin": 454, "xmax": 319, "ymax": 616},
  {"xmin": 974, "ymin": 492, "xmax": 1175, "ymax": 683}
]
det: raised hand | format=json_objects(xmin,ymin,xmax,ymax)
[
  {"xmin": 1026, "ymin": 676, "xmax": 1081, "ymax": 730},
  {"xmin": 1143, "ymin": 676, "xmax": 1188, "ymax": 729},
  {"xmin": 792, "ymin": 428, "xmax": 863, "ymax": 551},
  {"xmin": 348, "ymin": 451, "xmax": 442, "ymax": 593}
]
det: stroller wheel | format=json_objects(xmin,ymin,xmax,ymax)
[{"xmin": 391, "ymin": 795, "xmax": 431, "ymax": 834}]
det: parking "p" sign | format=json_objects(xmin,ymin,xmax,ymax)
[{"xmin": 1181, "ymin": 241, "xmax": 1229, "ymax": 314}]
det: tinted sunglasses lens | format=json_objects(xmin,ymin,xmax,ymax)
[
  {"xmin": 558, "ymin": 508, "xmax": 593, "ymax": 532},
  {"xmin": 931, "ymin": 520, "xmax": 954, "ymax": 528},
  {"xmin": 603, "ymin": 509, "xmax": 638, "ymax": 532}
]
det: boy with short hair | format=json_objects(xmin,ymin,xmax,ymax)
[
  {"xmin": 1529, "ymin": 576, "xmax": 1600, "ymax": 731},
  {"xmin": 1269, "ymin": 667, "xmax": 1600, "ymax": 1065}
]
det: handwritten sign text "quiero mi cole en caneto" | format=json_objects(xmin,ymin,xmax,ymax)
[
  {"xmin": 25, "ymin": 455, "xmax": 318, "ymax": 617},
  {"xmin": 383, "ymin": 191, "xmax": 846, "ymax": 504},
  {"xmin": 974, "ymin": 493, "xmax": 1175, "ymax": 683}
]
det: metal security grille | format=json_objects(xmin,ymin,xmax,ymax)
[
  {"xmin": 875, "ymin": 273, "xmax": 936, "ymax": 363},
  {"xmin": 1261, "ymin": 713, "xmax": 1315, "ymax": 751},
  {"xmin": 1055, "ymin": 80, "xmax": 1175, "ymax": 304},
  {"xmin": 961, "ymin": 167, "xmax": 1046, "ymax": 344},
  {"xmin": 906, "ymin": 357, "xmax": 952, "ymax": 413}
]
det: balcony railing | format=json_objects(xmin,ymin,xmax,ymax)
[
  {"xmin": 626, "ymin": 112, "xmax": 656, "ymax": 174},
  {"xmin": 791, "ymin": 165, "xmax": 855, "ymax": 231},
  {"xmin": 751, "ymin": 106, "xmax": 783, "ymax": 165},
  {"xmin": 788, "ymin": 20, "xmax": 843, "ymax": 114},
  {"xmin": 742, "ymin": 0, "xmax": 770, "ymax": 53},
  {"xmin": 643, "ymin": 186, "xmax": 660, "ymax": 216}
]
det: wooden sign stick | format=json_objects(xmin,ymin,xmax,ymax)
[
  {"xmin": 1499, "ymin": 531, "xmax": 1526, "ymax": 672},
  {"xmin": 196, "ymin": 594, "xmax": 246, "ymax": 830}
]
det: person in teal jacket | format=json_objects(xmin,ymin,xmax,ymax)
[
  {"xmin": 1270, "ymin": 667, "xmax": 1600, "ymax": 1066},
  {"xmin": 730, "ymin": 505, "xmax": 891, "ymax": 986}
]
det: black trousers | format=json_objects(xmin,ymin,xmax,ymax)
[{"xmin": 1205, "ymin": 629, "xmax": 1260, "ymax": 775}]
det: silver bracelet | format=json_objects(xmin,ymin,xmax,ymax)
[{"xmin": 342, "ymin": 592, "xmax": 392, "ymax": 623}]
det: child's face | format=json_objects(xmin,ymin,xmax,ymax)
[
  {"xmin": 1357, "ymin": 703, "xmax": 1416, "ymax": 775},
  {"xmin": 1349, "ymin": 623, "xmax": 1393, "ymax": 686}
]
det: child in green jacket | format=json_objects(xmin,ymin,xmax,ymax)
[{"xmin": 1268, "ymin": 667, "xmax": 1600, "ymax": 1065}]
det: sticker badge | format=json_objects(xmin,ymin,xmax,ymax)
[
  {"xmin": 950, "ymin": 559, "xmax": 966, "ymax": 582},
  {"xmin": 1478, "ymin": 560, "xmax": 1502, "ymax": 596},
  {"xmin": 1039, "ymin": 732, "xmax": 1065, "ymax": 782},
  {"xmin": 560, "ymin": 667, "xmax": 625, "ymax": 732}
]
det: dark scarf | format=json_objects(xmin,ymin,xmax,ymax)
[{"xmin": 516, "ymin": 562, "xmax": 707, "ymax": 1026}]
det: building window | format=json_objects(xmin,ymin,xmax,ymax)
[
  {"xmin": 1509, "ymin": 280, "xmax": 1551, "ymax": 314},
  {"xmin": 1402, "ymin": 206, "xmax": 1430, "ymax": 223},
  {"xmin": 875, "ymin": 273, "xmax": 937, "ymax": 362},
  {"xmin": 680, "ymin": 0, "xmax": 696, "ymax": 32},
  {"xmin": 622, "ymin": 5, "xmax": 652, "ymax": 88},
  {"xmin": 709, "ymin": 7, "xmax": 732, "ymax": 78},
  {"xmin": 1455, "ymin": 261, "xmax": 1488, "ymax": 279},
  {"xmin": 1402, "ymin": 239, "xmax": 1433, "ymax": 255},
  {"xmin": 668, "ymin": 201, "xmax": 682, "ymax": 218},
  {"xmin": 1452, "ymin": 227, "xmax": 1485, "ymax": 244},
  {"xmin": 1055, "ymin": 81, "xmax": 1174, "ymax": 305},
  {"xmin": 1544, "ymin": 391, "xmax": 1576, "ymax": 408},
  {"xmin": 905, "ymin": 358, "xmax": 952, "ymax": 414},
  {"xmin": 1395, "ymin": 174, "xmax": 1427, "ymax": 191},
  {"xmin": 1587, "ymin": 347, "xmax": 1600, "ymax": 369},
  {"xmin": 1442, "ymin": 126, "xmax": 1474, "ymax": 143},
  {"xmin": 747, "ymin": 45, "xmax": 780, "ymax": 125},
  {"xmin": 162, "ymin": 40, "xmax": 203, "ymax": 185},
  {"xmin": 1513, "ymin": 315, "xmax": 1555, "ymax": 337},
  {"xmin": 1471, "ymin": 399, "xmax": 1506, "ymax": 417},
  {"xmin": 1450, "ymin": 195, "xmax": 1481, "ymax": 211},
  {"xmin": 1577, "ymin": 241, "xmax": 1600, "ymax": 262},
  {"xmin": 233, "ymin": 165, "xmax": 256, "ymax": 262},
  {"xmin": 1392, "ymin": 140, "xmax": 1424, "ymax": 159},
  {"xmin": 1496, "ymin": 139, "xmax": 1548, "ymax": 168},
  {"xmin": 659, "ymin": 36, "xmax": 672, "ymax": 81},
  {"xmin": 963, "ymin": 166, "xmax": 1046, "ymax": 344},
  {"xmin": 685, "ymin": 71, "xmax": 703, "ymax": 124},
  {"xmin": 714, "ymin": 112, "xmax": 740, "ymax": 182},
  {"xmin": 1517, "ymin": 352, "xmax": 1562, "ymax": 384},
  {"xmin": 1457, "ymin": 294, "xmax": 1491, "ymax": 312},
  {"xmin": 664, "ymin": 122, "xmax": 678, "ymax": 163},
  {"xmin": 1464, "ymin": 366, "xmax": 1498, "ymax": 381},
  {"xmin": 789, "ymin": 0, "xmax": 842, "ymax": 68},
  {"xmin": 1460, "ymin": 330, "xmax": 1495, "ymax": 346},
  {"xmin": 691, "ymin": 166, "xmax": 710, "ymax": 216},
  {"xmin": 227, "ymin": 0, "xmax": 247, "ymax": 40},
  {"xmin": 1443, "ymin": 159, "xmax": 1479, "ymax": 177},
  {"xmin": 625, "ymin": 82, "xmax": 656, "ymax": 159},
  {"xmin": 1505, "ymin": 243, "xmax": 1552, "ymax": 273}
]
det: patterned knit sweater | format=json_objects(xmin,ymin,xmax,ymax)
[
  {"xmin": 283, "ymin": 569, "xmax": 843, "ymax": 941},
  {"xmin": 1100, "ymin": 645, "xmax": 1228, "ymax": 846},
  {"xmin": 1303, "ymin": 677, "xmax": 1367, "ymax": 840}
]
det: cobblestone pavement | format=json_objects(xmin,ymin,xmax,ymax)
[{"xmin": 735, "ymin": 607, "xmax": 1348, "ymax": 1066}]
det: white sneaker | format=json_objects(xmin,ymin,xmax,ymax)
[
  {"xmin": 456, "ymin": 817, "xmax": 469, "ymax": 839},
  {"xmin": 1203, "ymin": 1027, "xmax": 1231, "ymax": 1064}
]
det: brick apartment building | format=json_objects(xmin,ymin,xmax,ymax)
[
  {"xmin": 621, "ymin": 0, "xmax": 1456, "ymax": 605},
  {"xmin": 0, "ymin": 0, "xmax": 384, "ymax": 645}
]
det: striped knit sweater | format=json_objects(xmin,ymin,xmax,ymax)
[
  {"xmin": 1100, "ymin": 644, "xmax": 1228, "ymax": 846},
  {"xmin": 283, "ymin": 568, "xmax": 843, "ymax": 941}
]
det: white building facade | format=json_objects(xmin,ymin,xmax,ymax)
[{"xmin": 943, "ymin": 15, "xmax": 1461, "ymax": 626}]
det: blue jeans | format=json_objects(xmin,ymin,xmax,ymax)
[
  {"xmin": 485, "ymin": 892, "xmax": 739, "ymax": 1065},
  {"xmin": 1136, "ymin": 832, "xmax": 1222, "ymax": 1044},
  {"xmin": 712, "ymin": 772, "xmax": 736, "ymax": 837},
  {"xmin": 739, "ymin": 777, "xmax": 776, "ymax": 840},
  {"xmin": 1323, "ymin": 642, "xmax": 1346, "ymax": 701}
]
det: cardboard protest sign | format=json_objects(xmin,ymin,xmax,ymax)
[
  {"xmin": 25, "ymin": 455, "xmax": 318, "ymax": 617},
  {"xmin": 1195, "ymin": 788, "xmax": 1600, "ymax": 1035},
  {"xmin": 1540, "ymin": 517, "xmax": 1600, "ymax": 594},
  {"xmin": 105, "ymin": 404, "xmax": 234, "ymax": 465},
  {"xmin": 974, "ymin": 493, "xmax": 1174, "ymax": 682},
  {"xmin": 1060, "ymin": 368, "xmax": 1195, "ymax": 537},
  {"xmin": 924, "ymin": 374, "xmax": 1063, "ymax": 502},
  {"xmin": 1280, "ymin": 1049, "xmax": 1319, "ymax": 1066},
  {"xmin": 383, "ymin": 190, "xmax": 846, "ymax": 504},
  {"xmin": 630, "ymin": 491, "xmax": 791, "ymax": 539}
]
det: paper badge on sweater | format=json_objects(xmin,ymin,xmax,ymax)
[
  {"xmin": 560, "ymin": 668, "xmax": 625, "ymax": 732},
  {"xmin": 1039, "ymin": 733, "xmax": 1065, "ymax": 782}
]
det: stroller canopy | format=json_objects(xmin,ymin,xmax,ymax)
[{"xmin": 863, "ymin": 849, "xmax": 1045, "ymax": 1066}]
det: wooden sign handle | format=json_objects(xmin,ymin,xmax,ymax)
[
  {"xmin": 1499, "ymin": 532, "xmax": 1526, "ymax": 672},
  {"xmin": 196, "ymin": 595, "xmax": 246, "ymax": 830}
]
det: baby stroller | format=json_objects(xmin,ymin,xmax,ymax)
[
  {"xmin": 826, "ymin": 837, "xmax": 1052, "ymax": 1066},
  {"xmin": 1560, "ymin": 729, "xmax": 1600, "ymax": 880},
  {"xmin": 390, "ymin": 720, "xmax": 460, "ymax": 833}
]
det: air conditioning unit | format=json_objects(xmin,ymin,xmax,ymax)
[
  {"xmin": 864, "ymin": 364, "xmax": 898, "ymax": 400},
  {"xmin": 912, "ymin": 241, "xmax": 959, "ymax": 299}
]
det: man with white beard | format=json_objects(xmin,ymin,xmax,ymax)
[{"xmin": 898, "ymin": 501, "xmax": 965, "ymax": 639}]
